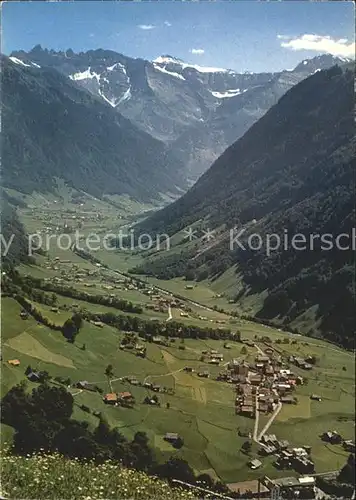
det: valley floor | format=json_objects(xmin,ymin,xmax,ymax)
[{"xmin": 1, "ymin": 191, "xmax": 355, "ymax": 485}]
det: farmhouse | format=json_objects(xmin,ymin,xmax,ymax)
[
  {"xmin": 259, "ymin": 445, "xmax": 277, "ymax": 456},
  {"xmin": 256, "ymin": 355, "xmax": 270, "ymax": 364},
  {"xmin": 27, "ymin": 371, "xmax": 42, "ymax": 382},
  {"xmin": 265, "ymin": 476, "xmax": 315, "ymax": 497},
  {"xmin": 239, "ymin": 405, "xmax": 254, "ymax": 417},
  {"xmin": 93, "ymin": 321, "xmax": 105, "ymax": 328},
  {"xmin": 119, "ymin": 391, "xmax": 133, "ymax": 400},
  {"xmin": 280, "ymin": 396, "xmax": 296, "ymax": 404},
  {"xmin": 322, "ymin": 431, "xmax": 342, "ymax": 444},
  {"xmin": 343, "ymin": 440, "xmax": 355, "ymax": 452},
  {"xmin": 249, "ymin": 374, "xmax": 263, "ymax": 385},
  {"xmin": 152, "ymin": 336, "xmax": 165, "ymax": 345},
  {"xmin": 76, "ymin": 380, "xmax": 96, "ymax": 391},
  {"xmin": 7, "ymin": 359, "xmax": 20, "ymax": 366},
  {"xmin": 227, "ymin": 480, "xmax": 270, "ymax": 498},
  {"xmin": 164, "ymin": 432, "xmax": 180, "ymax": 443},
  {"xmin": 249, "ymin": 459, "xmax": 262, "ymax": 470},
  {"xmin": 103, "ymin": 393, "xmax": 118, "ymax": 404}
]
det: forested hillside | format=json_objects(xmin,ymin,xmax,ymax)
[
  {"xmin": 132, "ymin": 66, "xmax": 355, "ymax": 348},
  {"xmin": 1, "ymin": 56, "xmax": 187, "ymax": 201}
]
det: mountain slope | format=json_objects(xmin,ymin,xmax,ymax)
[
  {"xmin": 169, "ymin": 54, "xmax": 351, "ymax": 178},
  {"xmin": 1, "ymin": 55, "xmax": 187, "ymax": 200},
  {"xmin": 132, "ymin": 65, "xmax": 355, "ymax": 347},
  {"xmin": 0, "ymin": 197, "xmax": 30, "ymax": 268}
]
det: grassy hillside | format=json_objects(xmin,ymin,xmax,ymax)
[{"xmin": 1, "ymin": 450, "xmax": 199, "ymax": 500}]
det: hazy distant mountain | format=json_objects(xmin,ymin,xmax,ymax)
[
  {"xmin": 1, "ymin": 55, "xmax": 187, "ymax": 200},
  {"xmin": 10, "ymin": 47, "xmax": 349, "ymax": 179},
  {"xmin": 133, "ymin": 65, "xmax": 355, "ymax": 347}
]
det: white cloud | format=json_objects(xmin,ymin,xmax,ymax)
[
  {"xmin": 137, "ymin": 24, "xmax": 155, "ymax": 31},
  {"xmin": 190, "ymin": 48, "xmax": 205, "ymax": 55},
  {"xmin": 280, "ymin": 34, "xmax": 355, "ymax": 58},
  {"xmin": 277, "ymin": 34, "xmax": 291, "ymax": 40},
  {"xmin": 164, "ymin": 21, "xmax": 172, "ymax": 27}
]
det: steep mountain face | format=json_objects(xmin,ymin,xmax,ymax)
[
  {"xmin": 10, "ymin": 47, "xmax": 348, "ymax": 179},
  {"xmin": 1, "ymin": 55, "xmax": 187, "ymax": 200},
  {"xmin": 0, "ymin": 197, "xmax": 30, "ymax": 268},
  {"xmin": 133, "ymin": 66, "xmax": 355, "ymax": 347}
]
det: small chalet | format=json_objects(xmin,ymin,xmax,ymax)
[
  {"xmin": 119, "ymin": 391, "xmax": 133, "ymax": 400},
  {"xmin": 103, "ymin": 393, "xmax": 118, "ymax": 404},
  {"xmin": 77, "ymin": 380, "xmax": 96, "ymax": 391},
  {"xmin": 249, "ymin": 374, "xmax": 263, "ymax": 385},
  {"xmin": 249, "ymin": 459, "xmax": 262, "ymax": 470},
  {"xmin": 322, "ymin": 431, "xmax": 342, "ymax": 444},
  {"xmin": 7, "ymin": 359, "xmax": 20, "ymax": 366},
  {"xmin": 343, "ymin": 440, "xmax": 355, "ymax": 453},
  {"xmin": 164, "ymin": 432, "xmax": 180, "ymax": 443},
  {"xmin": 27, "ymin": 371, "xmax": 41, "ymax": 382}
]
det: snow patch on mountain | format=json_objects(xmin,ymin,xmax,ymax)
[
  {"xmin": 69, "ymin": 67, "xmax": 101, "ymax": 82},
  {"xmin": 153, "ymin": 56, "xmax": 183, "ymax": 65},
  {"xmin": 211, "ymin": 88, "xmax": 242, "ymax": 98},
  {"xmin": 9, "ymin": 57, "xmax": 40, "ymax": 68},
  {"xmin": 153, "ymin": 55, "xmax": 233, "ymax": 74},
  {"xmin": 153, "ymin": 64, "xmax": 186, "ymax": 81},
  {"xmin": 117, "ymin": 87, "xmax": 132, "ymax": 105},
  {"xmin": 98, "ymin": 89, "xmax": 117, "ymax": 108},
  {"xmin": 107, "ymin": 62, "xmax": 127, "ymax": 75}
]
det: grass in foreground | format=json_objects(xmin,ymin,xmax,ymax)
[{"xmin": 1, "ymin": 450, "xmax": 198, "ymax": 500}]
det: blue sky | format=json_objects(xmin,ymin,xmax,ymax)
[{"xmin": 2, "ymin": 1, "xmax": 354, "ymax": 72}]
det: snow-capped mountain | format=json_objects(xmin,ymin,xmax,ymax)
[{"xmin": 10, "ymin": 46, "xmax": 351, "ymax": 178}]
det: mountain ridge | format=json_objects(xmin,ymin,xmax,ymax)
[{"xmin": 10, "ymin": 47, "xmax": 349, "ymax": 178}]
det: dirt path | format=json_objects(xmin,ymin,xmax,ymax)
[
  {"xmin": 257, "ymin": 402, "xmax": 282, "ymax": 442},
  {"xmin": 253, "ymin": 394, "xmax": 260, "ymax": 443},
  {"xmin": 166, "ymin": 305, "xmax": 172, "ymax": 322}
]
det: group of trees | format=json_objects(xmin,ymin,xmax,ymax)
[
  {"xmin": 62, "ymin": 313, "xmax": 83, "ymax": 343},
  {"xmin": 19, "ymin": 274, "xmax": 143, "ymax": 315},
  {"xmin": 83, "ymin": 310, "xmax": 239, "ymax": 342}
]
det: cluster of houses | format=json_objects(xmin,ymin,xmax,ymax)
[
  {"xmin": 119, "ymin": 340, "xmax": 147, "ymax": 358},
  {"xmin": 248, "ymin": 435, "xmax": 315, "ymax": 474},
  {"xmin": 103, "ymin": 391, "xmax": 135, "ymax": 406},
  {"xmin": 145, "ymin": 293, "xmax": 189, "ymax": 315},
  {"xmin": 232, "ymin": 354, "xmax": 302, "ymax": 417},
  {"xmin": 201, "ymin": 349, "xmax": 224, "ymax": 365},
  {"xmin": 273, "ymin": 445, "xmax": 315, "ymax": 474},
  {"xmin": 289, "ymin": 355, "xmax": 314, "ymax": 370}
]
